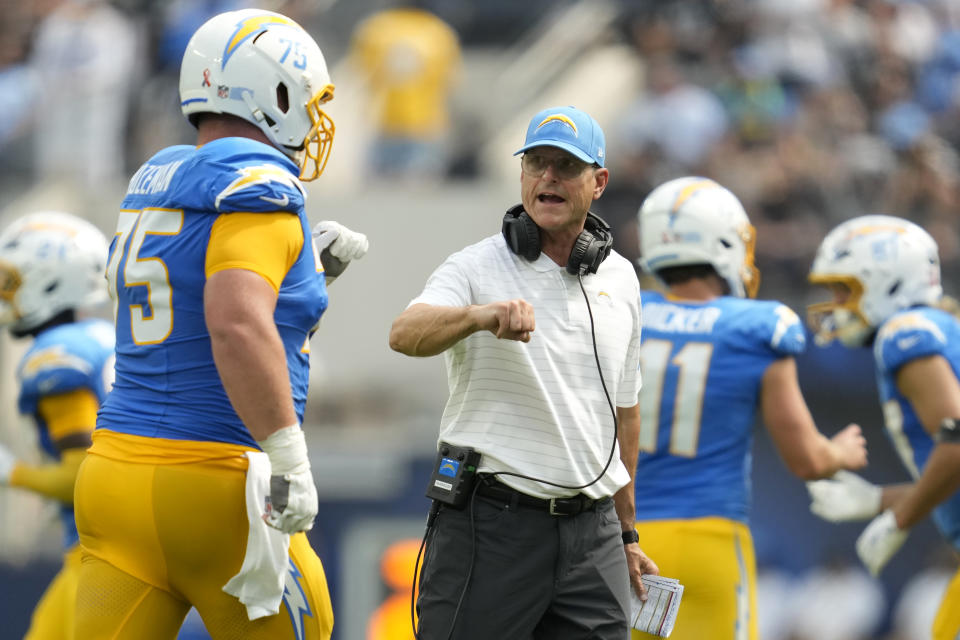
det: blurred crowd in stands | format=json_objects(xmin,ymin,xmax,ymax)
[
  {"xmin": 595, "ymin": 0, "xmax": 960, "ymax": 306},
  {"xmin": 2, "ymin": 2, "xmax": 960, "ymax": 639},
  {"xmin": 2, "ymin": 0, "xmax": 958, "ymax": 308}
]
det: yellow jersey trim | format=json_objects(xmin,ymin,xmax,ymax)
[
  {"xmin": 89, "ymin": 429, "xmax": 256, "ymax": 469},
  {"xmin": 205, "ymin": 212, "xmax": 303, "ymax": 293},
  {"xmin": 38, "ymin": 389, "xmax": 99, "ymax": 441}
]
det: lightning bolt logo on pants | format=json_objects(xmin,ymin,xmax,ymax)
[{"xmin": 283, "ymin": 559, "xmax": 313, "ymax": 640}]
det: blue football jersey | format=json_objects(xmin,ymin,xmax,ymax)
[
  {"xmin": 874, "ymin": 306, "xmax": 960, "ymax": 552},
  {"xmin": 635, "ymin": 291, "xmax": 806, "ymax": 523},
  {"xmin": 97, "ymin": 137, "xmax": 328, "ymax": 448},
  {"xmin": 16, "ymin": 318, "xmax": 115, "ymax": 548}
]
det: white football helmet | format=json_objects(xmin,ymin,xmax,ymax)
[
  {"xmin": 808, "ymin": 215, "xmax": 942, "ymax": 346},
  {"xmin": 179, "ymin": 9, "xmax": 335, "ymax": 181},
  {"xmin": 638, "ymin": 176, "xmax": 759, "ymax": 298},
  {"xmin": 0, "ymin": 211, "xmax": 109, "ymax": 334}
]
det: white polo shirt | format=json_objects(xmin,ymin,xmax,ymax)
[{"xmin": 409, "ymin": 233, "xmax": 643, "ymax": 499}]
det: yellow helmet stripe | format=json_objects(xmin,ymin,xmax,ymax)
[
  {"xmin": 223, "ymin": 15, "xmax": 298, "ymax": 69},
  {"xmin": 670, "ymin": 179, "xmax": 718, "ymax": 214},
  {"xmin": 847, "ymin": 224, "xmax": 907, "ymax": 237},
  {"xmin": 21, "ymin": 222, "xmax": 79, "ymax": 236}
]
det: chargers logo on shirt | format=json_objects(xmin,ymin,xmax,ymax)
[
  {"xmin": 771, "ymin": 304, "xmax": 803, "ymax": 350},
  {"xmin": 223, "ymin": 14, "xmax": 299, "ymax": 69},
  {"xmin": 215, "ymin": 165, "xmax": 304, "ymax": 209},
  {"xmin": 878, "ymin": 312, "xmax": 945, "ymax": 345},
  {"xmin": 19, "ymin": 346, "xmax": 92, "ymax": 379}
]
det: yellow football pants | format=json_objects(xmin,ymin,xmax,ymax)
[
  {"xmin": 632, "ymin": 517, "xmax": 757, "ymax": 640},
  {"xmin": 23, "ymin": 545, "xmax": 82, "ymax": 640},
  {"xmin": 933, "ymin": 564, "xmax": 960, "ymax": 640},
  {"xmin": 74, "ymin": 435, "xmax": 333, "ymax": 640}
]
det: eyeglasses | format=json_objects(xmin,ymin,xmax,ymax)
[{"xmin": 521, "ymin": 153, "xmax": 593, "ymax": 180}]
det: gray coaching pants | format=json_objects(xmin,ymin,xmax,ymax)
[{"xmin": 416, "ymin": 491, "xmax": 630, "ymax": 640}]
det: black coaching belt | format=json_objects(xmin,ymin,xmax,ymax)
[{"xmin": 476, "ymin": 478, "xmax": 602, "ymax": 516}]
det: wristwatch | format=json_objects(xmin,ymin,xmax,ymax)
[
  {"xmin": 938, "ymin": 418, "xmax": 960, "ymax": 443},
  {"xmin": 622, "ymin": 529, "xmax": 639, "ymax": 545}
]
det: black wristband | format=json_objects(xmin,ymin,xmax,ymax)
[
  {"xmin": 622, "ymin": 529, "xmax": 639, "ymax": 545},
  {"xmin": 937, "ymin": 418, "xmax": 960, "ymax": 444}
]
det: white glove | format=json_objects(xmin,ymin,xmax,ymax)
[
  {"xmin": 806, "ymin": 471, "xmax": 882, "ymax": 522},
  {"xmin": 0, "ymin": 443, "xmax": 16, "ymax": 483},
  {"xmin": 312, "ymin": 221, "xmax": 369, "ymax": 262},
  {"xmin": 257, "ymin": 424, "xmax": 318, "ymax": 534},
  {"xmin": 856, "ymin": 509, "xmax": 909, "ymax": 576}
]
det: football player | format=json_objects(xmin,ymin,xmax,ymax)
[
  {"xmin": 631, "ymin": 177, "xmax": 868, "ymax": 640},
  {"xmin": 0, "ymin": 211, "xmax": 113, "ymax": 640},
  {"xmin": 805, "ymin": 215, "xmax": 960, "ymax": 640},
  {"xmin": 72, "ymin": 9, "xmax": 366, "ymax": 640}
]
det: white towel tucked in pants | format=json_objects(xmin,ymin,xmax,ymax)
[{"xmin": 223, "ymin": 451, "xmax": 290, "ymax": 620}]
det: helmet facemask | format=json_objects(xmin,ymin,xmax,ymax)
[
  {"xmin": 737, "ymin": 222, "xmax": 760, "ymax": 299},
  {"xmin": 298, "ymin": 85, "xmax": 335, "ymax": 181},
  {"xmin": 0, "ymin": 260, "xmax": 22, "ymax": 326},
  {"xmin": 807, "ymin": 275, "xmax": 872, "ymax": 346}
]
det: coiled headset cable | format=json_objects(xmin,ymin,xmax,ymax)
[{"xmin": 411, "ymin": 272, "xmax": 620, "ymax": 640}]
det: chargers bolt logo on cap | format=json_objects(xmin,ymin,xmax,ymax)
[{"xmin": 514, "ymin": 105, "xmax": 606, "ymax": 167}]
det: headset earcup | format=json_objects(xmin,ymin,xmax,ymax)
[
  {"xmin": 566, "ymin": 232, "xmax": 594, "ymax": 275},
  {"xmin": 502, "ymin": 206, "xmax": 541, "ymax": 261},
  {"xmin": 567, "ymin": 213, "xmax": 614, "ymax": 275}
]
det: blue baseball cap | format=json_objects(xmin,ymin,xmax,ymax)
[{"xmin": 514, "ymin": 106, "xmax": 606, "ymax": 167}]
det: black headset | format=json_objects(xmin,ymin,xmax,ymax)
[
  {"xmin": 415, "ymin": 204, "xmax": 620, "ymax": 640},
  {"xmin": 501, "ymin": 204, "xmax": 613, "ymax": 276}
]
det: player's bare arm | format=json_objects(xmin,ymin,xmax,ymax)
[
  {"xmin": 205, "ymin": 268, "xmax": 298, "ymax": 441},
  {"xmin": 896, "ymin": 355, "xmax": 960, "ymax": 436},
  {"xmin": 761, "ymin": 357, "xmax": 867, "ymax": 479},
  {"xmin": 887, "ymin": 355, "xmax": 960, "ymax": 529}
]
